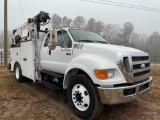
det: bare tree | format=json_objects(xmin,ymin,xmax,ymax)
[
  {"xmin": 105, "ymin": 24, "xmax": 123, "ymax": 45},
  {"xmin": 66, "ymin": 18, "xmax": 72, "ymax": 28},
  {"xmin": 122, "ymin": 22, "xmax": 134, "ymax": 46},
  {"xmin": 62, "ymin": 16, "xmax": 68, "ymax": 27},
  {"xmin": 86, "ymin": 18, "xmax": 96, "ymax": 32},
  {"xmin": 0, "ymin": 12, "xmax": 154, "ymax": 56},
  {"xmin": 0, "ymin": 31, "xmax": 4, "ymax": 48},
  {"xmin": 147, "ymin": 32, "xmax": 160, "ymax": 56},
  {"xmin": 62, "ymin": 16, "xmax": 73, "ymax": 28},
  {"xmin": 73, "ymin": 16, "xmax": 86, "ymax": 28},
  {"xmin": 130, "ymin": 33, "xmax": 148, "ymax": 51},
  {"xmin": 51, "ymin": 14, "xmax": 62, "ymax": 28},
  {"xmin": 103, "ymin": 24, "xmax": 117, "ymax": 43},
  {"xmin": 0, "ymin": 30, "xmax": 12, "ymax": 49},
  {"xmin": 94, "ymin": 21, "xmax": 104, "ymax": 34}
]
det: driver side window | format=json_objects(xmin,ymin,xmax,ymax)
[
  {"xmin": 57, "ymin": 30, "xmax": 72, "ymax": 48},
  {"xmin": 44, "ymin": 33, "xmax": 50, "ymax": 47}
]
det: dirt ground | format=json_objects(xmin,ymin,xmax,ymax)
[{"xmin": 0, "ymin": 67, "xmax": 159, "ymax": 120}]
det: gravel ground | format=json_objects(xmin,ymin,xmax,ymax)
[{"xmin": 0, "ymin": 67, "xmax": 159, "ymax": 120}]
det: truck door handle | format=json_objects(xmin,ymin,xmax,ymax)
[
  {"xmin": 23, "ymin": 58, "xmax": 27, "ymax": 61},
  {"xmin": 66, "ymin": 53, "xmax": 71, "ymax": 55},
  {"xmin": 49, "ymin": 50, "xmax": 51, "ymax": 55}
]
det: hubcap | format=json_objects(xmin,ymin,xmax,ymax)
[
  {"xmin": 15, "ymin": 67, "xmax": 20, "ymax": 79},
  {"xmin": 72, "ymin": 84, "xmax": 90, "ymax": 111}
]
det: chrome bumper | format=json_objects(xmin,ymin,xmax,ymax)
[{"xmin": 97, "ymin": 77, "xmax": 152, "ymax": 105}]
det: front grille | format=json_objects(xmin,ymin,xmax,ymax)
[
  {"xmin": 133, "ymin": 63, "xmax": 150, "ymax": 70},
  {"xmin": 131, "ymin": 55, "xmax": 150, "ymax": 82},
  {"xmin": 134, "ymin": 70, "xmax": 150, "ymax": 77},
  {"xmin": 119, "ymin": 54, "xmax": 151, "ymax": 83},
  {"xmin": 132, "ymin": 56, "xmax": 149, "ymax": 61}
]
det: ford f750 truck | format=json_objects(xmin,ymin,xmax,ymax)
[{"xmin": 10, "ymin": 11, "xmax": 152, "ymax": 119}]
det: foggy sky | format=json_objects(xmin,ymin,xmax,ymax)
[{"xmin": 0, "ymin": 0, "xmax": 160, "ymax": 34}]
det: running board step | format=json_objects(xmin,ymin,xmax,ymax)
[
  {"xmin": 42, "ymin": 81, "xmax": 60, "ymax": 90},
  {"xmin": 40, "ymin": 70, "xmax": 64, "ymax": 79}
]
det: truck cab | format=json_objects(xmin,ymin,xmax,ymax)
[{"xmin": 40, "ymin": 28, "xmax": 152, "ymax": 119}]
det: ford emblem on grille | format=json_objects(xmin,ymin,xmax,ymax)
[{"xmin": 141, "ymin": 64, "xmax": 146, "ymax": 69}]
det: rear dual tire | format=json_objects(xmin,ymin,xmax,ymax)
[{"xmin": 14, "ymin": 63, "xmax": 23, "ymax": 82}]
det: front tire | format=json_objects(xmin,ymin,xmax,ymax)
[
  {"xmin": 14, "ymin": 63, "xmax": 23, "ymax": 82},
  {"xmin": 67, "ymin": 74, "xmax": 103, "ymax": 120}
]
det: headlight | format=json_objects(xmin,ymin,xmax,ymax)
[
  {"xmin": 108, "ymin": 69, "xmax": 114, "ymax": 78},
  {"xmin": 94, "ymin": 69, "xmax": 114, "ymax": 79}
]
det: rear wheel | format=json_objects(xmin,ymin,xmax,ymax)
[
  {"xmin": 14, "ymin": 63, "xmax": 23, "ymax": 82},
  {"xmin": 67, "ymin": 74, "xmax": 103, "ymax": 120}
]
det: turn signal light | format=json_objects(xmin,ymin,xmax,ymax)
[{"xmin": 94, "ymin": 70, "xmax": 108, "ymax": 79}]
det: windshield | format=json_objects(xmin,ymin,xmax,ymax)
[{"xmin": 69, "ymin": 29, "xmax": 108, "ymax": 44}]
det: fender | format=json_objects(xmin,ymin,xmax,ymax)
[
  {"xmin": 11, "ymin": 61, "xmax": 18, "ymax": 71},
  {"xmin": 63, "ymin": 53, "xmax": 125, "ymax": 89}
]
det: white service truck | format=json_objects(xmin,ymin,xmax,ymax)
[{"xmin": 10, "ymin": 11, "xmax": 152, "ymax": 119}]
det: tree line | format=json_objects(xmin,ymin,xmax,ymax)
[
  {"xmin": 0, "ymin": 13, "xmax": 160, "ymax": 57},
  {"xmin": 51, "ymin": 14, "xmax": 160, "ymax": 56}
]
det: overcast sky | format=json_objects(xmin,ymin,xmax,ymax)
[{"xmin": 0, "ymin": 0, "xmax": 160, "ymax": 34}]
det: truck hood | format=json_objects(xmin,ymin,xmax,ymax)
[{"xmin": 82, "ymin": 43, "xmax": 143, "ymax": 54}]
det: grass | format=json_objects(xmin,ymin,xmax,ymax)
[{"xmin": 0, "ymin": 67, "xmax": 159, "ymax": 120}]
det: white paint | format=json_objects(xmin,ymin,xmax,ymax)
[{"xmin": 11, "ymin": 27, "xmax": 149, "ymax": 88}]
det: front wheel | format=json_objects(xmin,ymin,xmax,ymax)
[
  {"xmin": 67, "ymin": 74, "xmax": 103, "ymax": 120},
  {"xmin": 14, "ymin": 63, "xmax": 23, "ymax": 82}
]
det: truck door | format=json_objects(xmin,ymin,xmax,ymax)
[
  {"xmin": 47, "ymin": 29, "xmax": 73, "ymax": 74},
  {"xmin": 40, "ymin": 33, "xmax": 50, "ymax": 70}
]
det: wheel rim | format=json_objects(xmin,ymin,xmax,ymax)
[
  {"xmin": 72, "ymin": 84, "xmax": 90, "ymax": 111},
  {"xmin": 15, "ymin": 67, "xmax": 20, "ymax": 79}
]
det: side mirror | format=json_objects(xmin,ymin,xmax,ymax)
[
  {"xmin": 48, "ymin": 42, "xmax": 56, "ymax": 50},
  {"xmin": 49, "ymin": 29, "xmax": 57, "ymax": 50},
  {"xmin": 50, "ymin": 28, "xmax": 57, "ymax": 43}
]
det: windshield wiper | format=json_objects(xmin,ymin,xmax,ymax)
[
  {"xmin": 78, "ymin": 39, "xmax": 96, "ymax": 43},
  {"xmin": 78, "ymin": 39, "xmax": 108, "ymax": 44},
  {"xmin": 95, "ymin": 41, "xmax": 108, "ymax": 44}
]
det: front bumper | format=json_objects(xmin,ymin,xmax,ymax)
[{"xmin": 97, "ymin": 76, "xmax": 152, "ymax": 105}]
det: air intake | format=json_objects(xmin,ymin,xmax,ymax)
[{"xmin": 123, "ymin": 57, "xmax": 130, "ymax": 72}]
